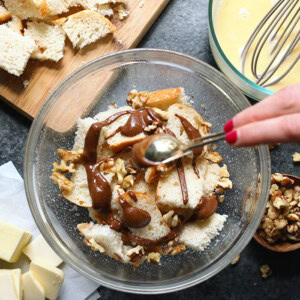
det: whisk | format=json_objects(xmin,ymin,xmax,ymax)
[{"xmin": 241, "ymin": 0, "xmax": 299, "ymax": 88}]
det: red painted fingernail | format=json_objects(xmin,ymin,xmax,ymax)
[
  {"xmin": 224, "ymin": 119, "xmax": 234, "ymax": 133},
  {"xmin": 225, "ymin": 131, "xmax": 238, "ymax": 144}
]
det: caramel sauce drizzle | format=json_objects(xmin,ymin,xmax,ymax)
[
  {"xmin": 127, "ymin": 220, "xmax": 183, "ymax": 247},
  {"xmin": 176, "ymin": 159, "xmax": 189, "ymax": 205},
  {"xmin": 161, "ymin": 127, "xmax": 189, "ymax": 206},
  {"xmin": 83, "ymin": 109, "xmax": 163, "ymax": 211},
  {"xmin": 175, "ymin": 114, "xmax": 202, "ymax": 178},
  {"xmin": 193, "ymin": 195, "xmax": 218, "ymax": 220},
  {"xmin": 119, "ymin": 194, "xmax": 151, "ymax": 228}
]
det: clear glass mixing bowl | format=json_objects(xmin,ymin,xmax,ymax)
[
  {"xmin": 24, "ymin": 49, "xmax": 271, "ymax": 294},
  {"xmin": 208, "ymin": 0, "xmax": 275, "ymax": 101}
]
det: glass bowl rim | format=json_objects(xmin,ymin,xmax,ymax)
[
  {"xmin": 208, "ymin": 0, "xmax": 275, "ymax": 101},
  {"xmin": 24, "ymin": 48, "xmax": 271, "ymax": 294}
]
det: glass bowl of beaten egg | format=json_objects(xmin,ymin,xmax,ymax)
[
  {"xmin": 208, "ymin": 0, "xmax": 299, "ymax": 101},
  {"xmin": 25, "ymin": 49, "xmax": 271, "ymax": 294}
]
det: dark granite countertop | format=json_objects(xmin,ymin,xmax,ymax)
[{"xmin": 0, "ymin": 0, "xmax": 299, "ymax": 299}]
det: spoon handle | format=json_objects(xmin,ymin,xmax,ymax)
[{"xmin": 183, "ymin": 132, "xmax": 226, "ymax": 153}]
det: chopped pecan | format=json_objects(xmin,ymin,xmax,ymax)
[
  {"xmin": 52, "ymin": 160, "xmax": 75, "ymax": 173},
  {"xmin": 231, "ymin": 254, "xmax": 240, "ymax": 265},
  {"xmin": 99, "ymin": 158, "xmax": 116, "ymax": 174},
  {"xmin": 219, "ymin": 164, "xmax": 230, "ymax": 177},
  {"xmin": 127, "ymin": 245, "xmax": 144, "ymax": 262},
  {"xmin": 145, "ymin": 167, "xmax": 158, "ymax": 184},
  {"xmin": 170, "ymin": 244, "xmax": 186, "ymax": 256},
  {"xmin": 147, "ymin": 252, "xmax": 161, "ymax": 264},
  {"xmin": 272, "ymin": 196, "xmax": 289, "ymax": 210},
  {"xmin": 260, "ymin": 264, "xmax": 272, "ymax": 279},
  {"xmin": 121, "ymin": 175, "xmax": 135, "ymax": 189},
  {"xmin": 50, "ymin": 172, "xmax": 73, "ymax": 193},
  {"xmin": 126, "ymin": 89, "xmax": 149, "ymax": 109},
  {"xmin": 152, "ymin": 107, "xmax": 168, "ymax": 120},
  {"xmin": 57, "ymin": 148, "xmax": 83, "ymax": 164},
  {"xmin": 271, "ymin": 173, "xmax": 294, "ymax": 186},
  {"xmin": 293, "ymin": 152, "xmax": 300, "ymax": 162},
  {"xmin": 205, "ymin": 151, "xmax": 222, "ymax": 163},
  {"xmin": 217, "ymin": 177, "xmax": 233, "ymax": 190}
]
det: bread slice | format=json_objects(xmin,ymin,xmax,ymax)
[
  {"xmin": 3, "ymin": 0, "xmax": 50, "ymax": 19},
  {"xmin": 115, "ymin": 192, "xmax": 171, "ymax": 241},
  {"xmin": 93, "ymin": 105, "xmax": 146, "ymax": 154},
  {"xmin": 24, "ymin": 21, "xmax": 65, "ymax": 62},
  {"xmin": 203, "ymin": 162, "xmax": 222, "ymax": 196},
  {"xmin": 5, "ymin": 15, "xmax": 23, "ymax": 34},
  {"xmin": 0, "ymin": 5, "xmax": 23, "ymax": 34},
  {"xmin": 102, "ymin": 118, "xmax": 145, "ymax": 154},
  {"xmin": 62, "ymin": 163, "xmax": 114, "ymax": 207},
  {"xmin": 156, "ymin": 156, "xmax": 208, "ymax": 211},
  {"xmin": 114, "ymin": 4, "xmax": 129, "ymax": 20},
  {"xmin": 167, "ymin": 103, "xmax": 211, "ymax": 145},
  {"xmin": 178, "ymin": 213, "xmax": 227, "ymax": 251},
  {"xmin": 46, "ymin": 0, "xmax": 69, "ymax": 15},
  {"xmin": 61, "ymin": 10, "xmax": 116, "ymax": 49},
  {"xmin": 73, "ymin": 117, "xmax": 95, "ymax": 151},
  {"xmin": 77, "ymin": 222, "xmax": 132, "ymax": 262},
  {"xmin": 0, "ymin": 27, "xmax": 37, "ymax": 76},
  {"xmin": 128, "ymin": 175, "xmax": 157, "ymax": 201},
  {"xmin": 78, "ymin": 1, "xmax": 114, "ymax": 16},
  {"xmin": 145, "ymin": 88, "xmax": 187, "ymax": 110},
  {"xmin": 0, "ymin": 4, "xmax": 12, "ymax": 23},
  {"xmin": 84, "ymin": 0, "xmax": 127, "ymax": 4}
]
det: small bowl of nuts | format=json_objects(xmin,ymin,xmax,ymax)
[{"xmin": 254, "ymin": 173, "xmax": 300, "ymax": 252}]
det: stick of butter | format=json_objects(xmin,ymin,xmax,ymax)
[
  {"xmin": 30, "ymin": 261, "xmax": 64, "ymax": 300},
  {"xmin": 23, "ymin": 235, "xmax": 63, "ymax": 267},
  {"xmin": 0, "ymin": 221, "xmax": 31, "ymax": 263},
  {"xmin": 0, "ymin": 269, "xmax": 22, "ymax": 300},
  {"xmin": 22, "ymin": 272, "xmax": 45, "ymax": 300}
]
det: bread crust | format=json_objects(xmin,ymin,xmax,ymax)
[
  {"xmin": 145, "ymin": 88, "xmax": 185, "ymax": 110},
  {"xmin": 66, "ymin": 9, "xmax": 117, "ymax": 33},
  {"xmin": 0, "ymin": 10, "xmax": 12, "ymax": 23}
]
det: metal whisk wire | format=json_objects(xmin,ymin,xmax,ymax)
[{"xmin": 241, "ymin": 0, "xmax": 300, "ymax": 88}]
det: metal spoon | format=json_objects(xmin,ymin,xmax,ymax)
[{"xmin": 133, "ymin": 132, "xmax": 226, "ymax": 167}]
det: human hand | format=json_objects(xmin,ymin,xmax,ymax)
[{"xmin": 223, "ymin": 83, "xmax": 300, "ymax": 147}]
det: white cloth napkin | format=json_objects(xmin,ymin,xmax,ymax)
[{"xmin": 0, "ymin": 161, "xmax": 100, "ymax": 300}]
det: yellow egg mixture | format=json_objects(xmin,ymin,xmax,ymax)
[{"xmin": 215, "ymin": 0, "xmax": 299, "ymax": 92}]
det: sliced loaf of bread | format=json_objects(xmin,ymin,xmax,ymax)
[
  {"xmin": 61, "ymin": 10, "xmax": 116, "ymax": 49},
  {"xmin": 24, "ymin": 21, "xmax": 65, "ymax": 62},
  {"xmin": 0, "ymin": 27, "xmax": 37, "ymax": 76}
]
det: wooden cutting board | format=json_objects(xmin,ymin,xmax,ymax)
[{"xmin": 0, "ymin": 0, "xmax": 170, "ymax": 119}]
